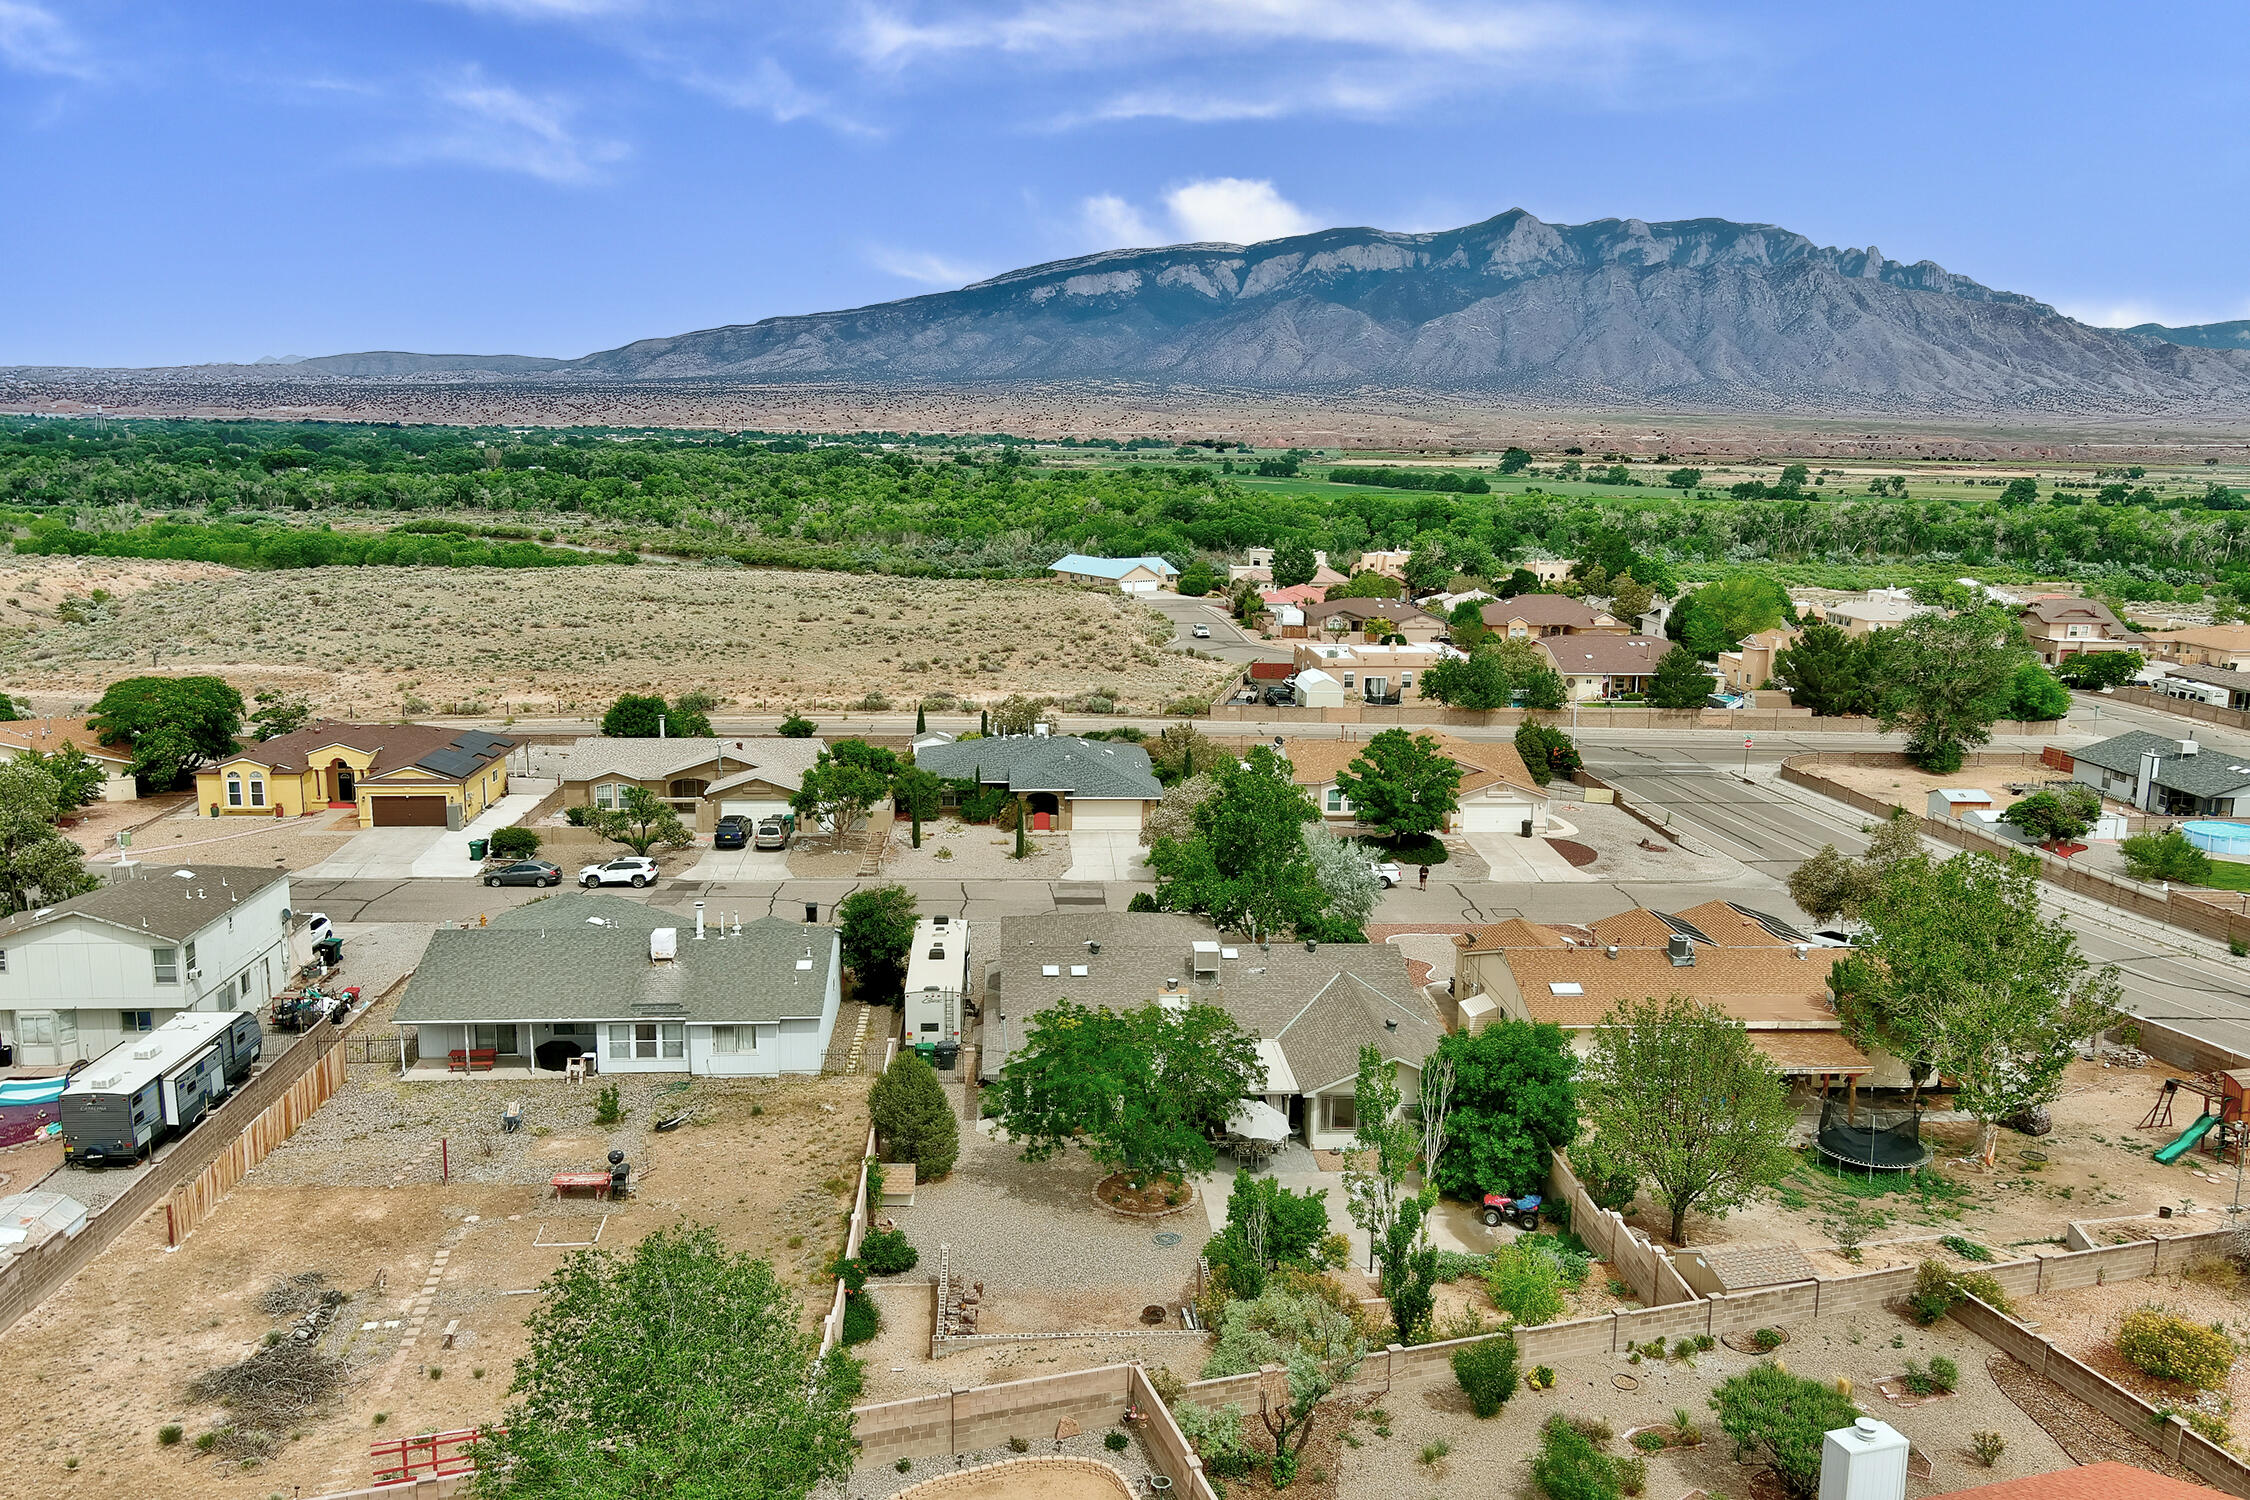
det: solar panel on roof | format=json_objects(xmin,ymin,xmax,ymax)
[
  {"xmin": 1726, "ymin": 903, "xmax": 1811, "ymax": 944},
  {"xmin": 1658, "ymin": 913, "xmax": 1712, "ymax": 945},
  {"xmin": 416, "ymin": 748, "xmax": 483, "ymax": 778}
]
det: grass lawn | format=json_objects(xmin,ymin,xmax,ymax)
[{"xmin": 2188, "ymin": 858, "xmax": 2250, "ymax": 892}]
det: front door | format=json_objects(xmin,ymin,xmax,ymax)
[
  {"xmin": 333, "ymin": 764, "xmax": 356, "ymax": 803},
  {"xmin": 15, "ymin": 1011, "xmax": 67, "ymax": 1066}
]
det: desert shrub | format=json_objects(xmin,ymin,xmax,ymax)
[
  {"xmin": 859, "ymin": 1228, "xmax": 918, "ymax": 1276},
  {"xmin": 593, "ymin": 1083, "xmax": 623, "ymax": 1126},
  {"xmin": 1940, "ymin": 1235, "xmax": 1995, "ymax": 1263},
  {"xmin": 1928, "ymin": 1356, "xmax": 1958, "ymax": 1393},
  {"xmin": 821, "ymin": 1350, "xmax": 865, "ymax": 1404},
  {"xmin": 564, "ymin": 805, "xmax": 590, "ymax": 826},
  {"xmin": 1711, "ymin": 1364, "xmax": 1861, "ymax": 1499},
  {"xmin": 1452, "ymin": 1333, "xmax": 1520, "ymax": 1418},
  {"xmin": 1126, "ymin": 891, "xmax": 1159, "ymax": 912},
  {"xmin": 1752, "ymin": 1328, "xmax": 1783, "ymax": 1352},
  {"xmin": 1534, "ymin": 1413, "xmax": 1621, "ymax": 1500},
  {"xmin": 2118, "ymin": 1305, "xmax": 2238, "ymax": 1389},
  {"xmin": 488, "ymin": 826, "xmax": 541, "ymax": 859},
  {"xmin": 1526, "ymin": 1364, "xmax": 1556, "ymax": 1390},
  {"xmin": 1901, "ymin": 1361, "xmax": 1939, "ymax": 1397},
  {"xmin": 157, "ymin": 1425, "xmax": 184, "ymax": 1446},
  {"xmin": 1105, "ymin": 1430, "xmax": 1130, "ymax": 1452},
  {"xmin": 1434, "ymin": 1250, "xmax": 1492, "ymax": 1283},
  {"xmin": 1905, "ymin": 1260, "xmax": 2007, "ymax": 1325},
  {"xmin": 1632, "ymin": 1430, "xmax": 1667, "ymax": 1452},
  {"xmin": 1174, "ymin": 1401, "xmax": 1254, "ymax": 1479},
  {"xmin": 1569, "ymin": 1416, "xmax": 1614, "ymax": 1443},
  {"xmin": 1486, "ymin": 1241, "xmax": 1571, "ymax": 1326},
  {"xmin": 841, "ymin": 1294, "xmax": 880, "ymax": 1346},
  {"xmin": 1419, "ymin": 1439, "xmax": 1451, "ymax": 1467},
  {"xmin": 1971, "ymin": 1431, "xmax": 2005, "ymax": 1467},
  {"xmin": 1617, "ymin": 1456, "xmax": 1647, "ymax": 1496},
  {"xmin": 1007, "ymin": 1436, "xmax": 1029, "ymax": 1454}
]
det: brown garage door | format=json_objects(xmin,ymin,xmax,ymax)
[{"xmin": 371, "ymin": 795, "xmax": 448, "ymax": 827}]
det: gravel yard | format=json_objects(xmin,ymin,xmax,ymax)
[
  {"xmin": 2009, "ymin": 1263, "xmax": 2250, "ymax": 1432},
  {"xmin": 882, "ymin": 820, "xmax": 1070, "ymax": 879},
  {"xmin": 825, "ymin": 1426, "xmax": 1160, "ymax": 1500},
  {"xmin": 86, "ymin": 799, "xmax": 362, "ymax": 871}
]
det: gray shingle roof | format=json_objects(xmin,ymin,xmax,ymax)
[
  {"xmin": 2158, "ymin": 662, "xmax": 2250, "ymax": 691},
  {"xmin": 0, "ymin": 864, "xmax": 288, "ymax": 943},
  {"xmin": 395, "ymin": 900, "xmax": 837, "ymax": 1025},
  {"xmin": 913, "ymin": 736, "xmax": 1162, "ymax": 800},
  {"xmin": 980, "ymin": 912, "xmax": 1441, "ymax": 1092},
  {"xmin": 551, "ymin": 736, "xmax": 827, "ymax": 789},
  {"xmin": 2071, "ymin": 730, "xmax": 2250, "ymax": 797}
]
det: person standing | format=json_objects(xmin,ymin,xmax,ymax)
[{"xmin": 1417, "ymin": 864, "xmax": 1430, "ymax": 891}]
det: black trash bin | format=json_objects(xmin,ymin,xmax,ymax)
[{"xmin": 933, "ymin": 1041, "xmax": 960, "ymax": 1072}]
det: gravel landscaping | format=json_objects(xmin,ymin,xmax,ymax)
[
  {"xmin": 883, "ymin": 819, "xmax": 1070, "ymax": 879},
  {"xmin": 825, "ymin": 1425, "xmax": 1159, "ymax": 1500}
]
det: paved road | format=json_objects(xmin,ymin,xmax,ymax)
[{"xmin": 1135, "ymin": 591, "xmax": 1287, "ymax": 666}]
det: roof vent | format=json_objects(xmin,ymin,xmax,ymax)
[
  {"xmin": 1794, "ymin": 943, "xmax": 1809, "ymax": 960},
  {"xmin": 2181, "ymin": 738, "xmax": 2201, "ymax": 755},
  {"xmin": 1604, "ymin": 944, "xmax": 1619, "ymax": 959},
  {"xmin": 649, "ymin": 928, "xmax": 678, "ymax": 962},
  {"xmin": 1086, "ymin": 940, "xmax": 1101, "ymax": 955},
  {"xmin": 1668, "ymin": 933, "xmax": 1695, "ymax": 967},
  {"xmin": 1384, "ymin": 1017, "xmax": 1398, "ymax": 1032}
]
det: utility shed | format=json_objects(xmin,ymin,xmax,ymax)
[
  {"xmin": 1925, "ymin": 788, "xmax": 1994, "ymax": 819},
  {"xmin": 0, "ymin": 1189, "xmax": 88, "ymax": 1268}
]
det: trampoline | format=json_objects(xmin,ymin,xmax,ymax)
[
  {"xmin": 1814, "ymin": 1094, "xmax": 1932, "ymax": 1174},
  {"xmin": 2179, "ymin": 820, "xmax": 2250, "ymax": 858}
]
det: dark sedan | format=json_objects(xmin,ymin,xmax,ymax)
[
  {"xmin": 712, "ymin": 815, "xmax": 749, "ymax": 850},
  {"xmin": 483, "ymin": 859, "xmax": 563, "ymax": 888}
]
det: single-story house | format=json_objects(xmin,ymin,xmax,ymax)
[
  {"xmin": 911, "ymin": 733, "xmax": 1162, "ymax": 832},
  {"xmin": 2018, "ymin": 597, "xmax": 2145, "ymax": 666},
  {"xmin": 1302, "ymin": 598, "xmax": 1447, "ymax": 643},
  {"xmin": 0, "ymin": 864, "xmax": 296, "ymax": 1069},
  {"xmin": 196, "ymin": 722, "xmax": 513, "ymax": 828},
  {"xmin": 2068, "ymin": 730, "xmax": 2250, "ymax": 816},
  {"xmin": 0, "ymin": 718, "xmax": 137, "ymax": 802},
  {"xmin": 554, "ymin": 735, "xmax": 828, "ymax": 833},
  {"xmin": 2152, "ymin": 662, "xmax": 2250, "ymax": 711},
  {"xmin": 1290, "ymin": 642, "xmax": 1463, "ymax": 704},
  {"xmin": 390, "ymin": 892, "xmax": 840, "ymax": 1078},
  {"xmin": 1534, "ymin": 635, "xmax": 1673, "ymax": 700},
  {"xmin": 1480, "ymin": 595, "xmax": 1628, "ymax": 638},
  {"xmin": 1453, "ymin": 901, "xmax": 1892, "ymax": 1086},
  {"xmin": 1049, "ymin": 554, "xmax": 1179, "ymax": 593},
  {"xmin": 2144, "ymin": 624, "xmax": 2250, "ymax": 672},
  {"xmin": 1232, "ymin": 550, "xmax": 1349, "ymax": 589},
  {"xmin": 980, "ymin": 912, "xmax": 1444, "ymax": 1149},
  {"xmin": 1239, "ymin": 733, "xmax": 1551, "ymax": 835}
]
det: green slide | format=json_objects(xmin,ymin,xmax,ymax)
[{"xmin": 2155, "ymin": 1113, "xmax": 2221, "ymax": 1164}]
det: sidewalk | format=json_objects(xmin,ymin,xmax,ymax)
[{"xmin": 409, "ymin": 793, "xmax": 547, "ymax": 878}]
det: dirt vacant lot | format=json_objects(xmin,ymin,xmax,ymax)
[
  {"xmin": 0, "ymin": 556, "xmax": 1230, "ymax": 717},
  {"xmin": 0, "ymin": 1064, "xmax": 872, "ymax": 1500}
]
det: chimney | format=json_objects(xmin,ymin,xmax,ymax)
[
  {"xmin": 694, "ymin": 900, "xmax": 706, "ymax": 941},
  {"xmin": 1817, "ymin": 1419, "xmax": 1908, "ymax": 1500},
  {"xmin": 1667, "ymin": 933, "xmax": 1694, "ymax": 967}
]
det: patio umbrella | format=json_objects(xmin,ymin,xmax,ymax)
[{"xmin": 1226, "ymin": 1098, "xmax": 1289, "ymax": 1142}]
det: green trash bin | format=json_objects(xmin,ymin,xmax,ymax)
[{"xmin": 468, "ymin": 837, "xmax": 489, "ymax": 860}]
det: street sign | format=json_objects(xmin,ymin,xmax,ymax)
[{"xmin": 1744, "ymin": 737, "xmax": 1754, "ymax": 748}]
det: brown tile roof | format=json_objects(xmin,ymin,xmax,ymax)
[
  {"xmin": 1686, "ymin": 1242, "xmax": 1822, "ymax": 1290},
  {"xmin": 1303, "ymin": 598, "xmax": 1444, "ymax": 626},
  {"xmin": 1671, "ymin": 900, "xmax": 1793, "ymax": 947},
  {"xmin": 1217, "ymin": 732, "xmax": 1543, "ymax": 799},
  {"xmin": 1457, "ymin": 918, "xmax": 1570, "ymax": 951},
  {"xmin": 1928, "ymin": 1465, "xmax": 2228, "ymax": 1500},
  {"xmin": 1496, "ymin": 944, "xmax": 1845, "ymax": 1026},
  {"xmin": 1752, "ymin": 1030, "xmax": 1873, "ymax": 1074},
  {"xmin": 1587, "ymin": 909, "xmax": 1676, "ymax": 947},
  {"xmin": 2022, "ymin": 597, "xmax": 2125, "ymax": 627},
  {"xmin": 226, "ymin": 720, "xmax": 514, "ymax": 781},
  {"xmin": 1482, "ymin": 595, "xmax": 1614, "ymax": 630},
  {"xmin": 1260, "ymin": 584, "xmax": 1328, "ymax": 607},
  {"xmin": 0, "ymin": 718, "xmax": 131, "ymax": 766},
  {"xmin": 1537, "ymin": 635, "xmax": 1671, "ymax": 676}
]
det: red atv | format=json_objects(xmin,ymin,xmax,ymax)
[{"xmin": 1481, "ymin": 1192, "xmax": 1543, "ymax": 1230}]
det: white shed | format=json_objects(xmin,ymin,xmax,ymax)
[
  {"xmin": 1294, "ymin": 668, "xmax": 1344, "ymax": 708},
  {"xmin": 1926, "ymin": 788, "xmax": 1994, "ymax": 820}
]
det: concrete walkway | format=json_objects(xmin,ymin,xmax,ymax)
[
  {"xmin": 301, "ymin": 792, "xmax": 544, "ymax": 879},
  {"xmin": 411, "ymin": 793, "xmax": 547, "ymax": 878}
]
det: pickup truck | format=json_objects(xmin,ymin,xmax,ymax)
[{"xmin": 753, "ymin": 813, "xmax": 796, "ymax": 850}]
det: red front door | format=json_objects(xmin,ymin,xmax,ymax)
[{"xmin": 1033, "ymin": 812, "xmax": 1052, "ymax": 831}]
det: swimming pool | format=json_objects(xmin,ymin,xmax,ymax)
[{"xmin": 2179, "ymin": 820, "xmax": 2250, "ymax": 857}]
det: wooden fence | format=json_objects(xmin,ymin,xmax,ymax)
[{"xmin": 165, "ymin": 1045, "xmax": 346, "ymax": 1246}]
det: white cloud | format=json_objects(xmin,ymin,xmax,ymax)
[
  {"xmin": 0, "ymin": 0, "xmax": 93, "ymax": 78},
  {"xmin": 866, "ymin": 246, "xmax": 990, "ymax": 287},
  {"xmin": 1078, "ymin": 193, "xmax": 1158, "ymax": 248},
  {"xmin": 1162, "ymin": 178, "xmax": 1316, "ymax": 245},
  {"xmin": 386, "ymin": 70, "xmax": 628, "ymax": 185}
]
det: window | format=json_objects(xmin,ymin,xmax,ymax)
[
  {"xmin": 120, "ymin": 1010, "xmax": 154, "ymax": 1033},
  {"xmin": 184, "ymin": 941, "xmax": 197, "ymax": 975},
  {"xmin": 1323, "ymin": 1094, "xmax": 1357, "ymax": 1131},
  {"xmin": 1400, "ymin": 672, "xmax": 1414, "ymax": 687},
  {"xmin": 1341, "ymin": 672, "xmax": 1355, "ymax": 688},
  {"xmin": 607, "ymin": 1022, "xmax": 683, "ymax": 1060},
  {"xmin": 19, "ymin": 1014, "xmax": 54, "ymax": 1046},
  {"xmin": 226, "ymin": 773, "xmax": 243, "ymax": 807},
  {"xmin": 0, "ymin": 948, "xmax": 7, "ymax": 972},
  {"xmin": 710, "ymin": 1025, "xmax": 756, "ymax": 1054},
  {"xmin": 594, "ymin": 782, "xmax": 631, "ymax": 810},
  {"xmin": 152, "ymin": 947, "xmax": 180, "ymax": 984},
  {"xmin": 607, "ymin": 1023, "xmax": 630, "ymax": 1060},
  {"xmin": 248, "ymin": 777, "xmax": 266, "ymax": 808},
  {"xmin": 1325, "ymin": 788, "xmax": 1348, "ymax": 813}
]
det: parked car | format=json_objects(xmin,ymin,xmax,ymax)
[
  {"xmin": 1370, "ymin": 860, "xmax": 1402, "ymax": 889},
  {"xmin": 753, "ymin": 815, "xmax": 795, "ymax": 851},
  {"xmin": 1263, "ymin": 685, "xmax": 1295, "ymax": 706},
  {"xmin": 580, "ymin": 856, "xmax": 659, "ymax": 888},
  {"xmin": 1192, "ymin": 623, "xmax": 1212, "ymax": 639},
  {"xmin": 484, "ymin": 859, "xmax": 562, "ymax": 888},
  {"xmin": 712, "ymin": 815, "xmax": 749, "ymax": 850}
]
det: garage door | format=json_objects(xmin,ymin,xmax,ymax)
[
  {"xmin": 1458, "ymin": 800, "xmax": 1529, "ymax": 833},
  {"xmin": 719, "ymin": 799, "xmax": 785, "ymax": 820},
  {"xmin": 371, "ymin": 795, "xmax": 449, "ymax": 827},
  {"xmin": 1070, "ymin": 799, "xmax": 1143, "ymax": 831}
]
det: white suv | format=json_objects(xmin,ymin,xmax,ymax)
[
  {"xmin": 1370, "ymin": 860, "xmax": 1402, "ymax": 889},
  {"xmin": 580, "ymin": 856, "xmax": 659, "ymax": 889}
]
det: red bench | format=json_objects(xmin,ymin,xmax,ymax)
[
  {"xmin": 447, "ymin": 1048, "xmax": 498, "ymax": 1074},
  {"xmin": 552, "ymin": 1171, "xmax": 614, "ymax": 1200}
]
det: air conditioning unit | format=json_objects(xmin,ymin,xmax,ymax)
[{"xmin": 186, "ymin": 967, "xmax": 202, "ymax": 980}]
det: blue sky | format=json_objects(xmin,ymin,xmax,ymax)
[{"xmin": 2, "ymin": 0, "xmax": 2244, "ymax": 367}]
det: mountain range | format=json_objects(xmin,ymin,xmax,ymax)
[{"xmin": 27, "ymin": 211, "xmax": 2250, "ymax": 414}]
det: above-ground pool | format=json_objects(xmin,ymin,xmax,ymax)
[{"xmin": 2180, "ymin": 820, "xmax": 2250, "ymax": 858}]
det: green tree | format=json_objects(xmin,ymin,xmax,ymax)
[
  {"xmin": 1420, "ymin": 649, "xmax": 1512, "ymax": 710},
  {"xmin": 1140, "ymin": 772, "xmax": 1217, "ymax": 849},
  {"xmin": 868, "ymin": 1050, "xmax": 959, "ymax": 1179},
  {"xmin": 994, "ymin": 998, "xmax": 1262, "ymax": 1185},
  {"xmin": 1272, "ymin": 540, "xmax": 1319, "ymax": 590},
  {"xmin": 1608, "ymin": 572, "xmax": 1654, "ymax": 622},
  {"xmin": 1582, "ymin": 994, "xmax": 1795, "ymax": 1244},
  {"xmin": 1403, "ymin": 540, "xmax": 1454, "ymax": 595},
  {"xmin": 1498, "ymin": 447, "xmax": 1532, "ymax": 474},
  {"xmin": 0, "ymin": 759, "xmax": 99, "ymax": 917},
  {"xmin": 586, "ymin": 786, "xmax": 692, "ymax": 856},
  {"xmin": 2119, "ymin": 827, "xmax": 2213, "ymax": 884},
  {"xmin": 599, "ymin": 693, "xmax": 670, "ymax": 738},
  {"xmin": 2055, "ymin": 649, "xmax": 2143, "ymax": 689},
  {"xmin": 986, "ymin": 694, "xmax": 1054, "ymax": 737},
  {"xmin": 1673, "ymin": 576, "xmax": 1792, "ymax": 652},
  {"xmin": 1201, "ymin": 1281, "xmax": 1369, "ymax": 1486},
  {"xmin": 892, "ymin": 766, "xmax": 942, "ymax": 849},
  {"xmin": 1329, "ymin": 571, "xmax": 1404, "ymax": 600},
  {"xmin": 1997, "ymin": 476, "xmax": 2041, "ymax": 507},
  {"xmin": 1302, "ymin": 822, "xmax": 1381, "ymax": 930},
  {"xmin": 792, "ymin": 749, "xmax": 891, "ymax": 839},
  {"xmin": 1177, "ymin": 560, "xmax": 1218, "ymax": 597},
  {"xmin": 1785, "ymin": 844, "xmax": 1879, "ymax": 927},
  {"xmin": 1664, "ymin": 468, "xmax": 1704, "ymax": 490},
  {"xmin": 1709, "ymin": 1365, "xmax": 1862, "ymax": 1500},
  {"xmin": 1334, "ymin": 730, "xmax": 1462, "ymax": 844},
  {"xmin": 0, "ymin": 691, "xmax": 16, "ymax": 720},
  {"xmin": 1205, "ymin": 1172, "xmax": 1337, "ymax": 1300},
  {"xmin": 1513, "ymin": 722, "xmax": 1580, "ymax": 785},
  {"xmin": 22, "ymin": 745, "xmax": 109, "ymax": 813},
  {"xmin": 1427, "ymin": 1020, "xmax": 1577, "ymax": 1199},
  {"xmin": 1149, "ymin": 723, "xmax": 1219, "ymax": 784},
  {"xmin": 1876, "ymin": 608, "xmax": 2028, "ymax": 772},
  {"xmin": 2004, "ymin": 662, "xmax": 2072, "ymax": 722},
  {"xmin": 1648, "ymin": 645, "xmax": 1719, "ymax": 709},
  {"xmin": 468, "ymin": 1224, "xmax": 854, "ymax": 1500},
  {"xmin": 1999, "ymin": 785, "xmax": 2101, "ymax": 846},
  {"xmin": 90, "ymin": 675, "xmax": 244, "ymax": 789},
  {"xmin": 837, "ymin": 884, "xmax": 918, "ymax": 1002},
  {"xmin": 778, "ymin": 713, "xmax": 817, "ymax": 738},
  {"xmin": 1857, "ymin": 850, "xmax": 2120, "ymax": 1163},
  {"xmin": 247, "ymin": 687, "xmax": 313, "ymax": 741},
  {"xmin": 1771, "ymin": 622, "xmax": 1871, "ymax": 717},
  {"xmin": 1147, "ymin": 745, "xmax": 1322, "ymax": 936}
]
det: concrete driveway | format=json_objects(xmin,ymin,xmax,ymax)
[
  {"xmin": 680, "ymin": 846, "xmax": 792, "ymax": 881},
  {"xmin": 300, "ymin": 827, "xmax": 449, "ymax": 880},
  {"xmin": 1465, "ymin": 830, "xmax": 1593, "ymax": 883},
  {"xmin": 1064, "ymin": 830, "xmax": 1147, "ymax": 880}
]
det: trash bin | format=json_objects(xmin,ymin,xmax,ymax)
[
  {"xmin": 468, "ymin": 837, "xmax": 489, "ymax": 860},
  {"xmin": 933, "ymin": 1041, "xmax": 961, "ymax": 1072}
]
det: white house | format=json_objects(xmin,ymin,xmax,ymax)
[
  {"xmin": 0, "ymin": 865, "xmax": 295, "ymax": 1069},
  {"xmin": 390, "ymin": 893, "xmax": 841, "ymax": 1078},
  {"xmin": 1048, "ymin": 554, "xmax": 1180, "ymax": 594},
  {"xmin": 0, "ymin": 718, "xmax": 137, "ymax": 803}
]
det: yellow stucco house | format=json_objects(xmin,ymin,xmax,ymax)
[{"xmin": 196, "ymin": 722, "xmax": 515, "ymax": 829}]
